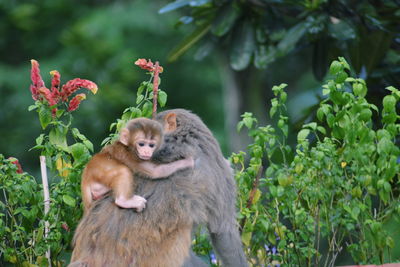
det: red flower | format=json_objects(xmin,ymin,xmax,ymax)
[
  {"xmin": 134, "ymin": 58, "xmax": 163, "ymax": 73},
  {"xmin": 50, "ymin": 70, "xmax": 61, "ymax": 101},
  {"xmin": 30, "ymin": 60, "xmax": 45, "ymax": 100},
  {"xmin": 68, "ymin": 93, "xmax": 86, "ymax": 112},
  {"xmin": 61, "ymin": 78, "xmax": 98, "ymax": 101},
  {"xmin": 8, "ymin": 157, "xmax": 23, "ymax": 174},
  {"xmin": 38, "ymin": 87, "xmax": 57, "ymax": 106},
  {"xmin": 29, "ymin": 60, "xmax": 98, "ymax": 114},
  {"xmin": 61, "ymin": 223, "xmax": 70, "ymax": 232}
]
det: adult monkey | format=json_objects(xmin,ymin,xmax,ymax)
[{"xmin": 70, "ymin": 109, "xmax": 247, "ymax": 267}]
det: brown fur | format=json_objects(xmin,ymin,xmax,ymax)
[
  {"xmin": 70, "ymin": 109, "xmax": 247, "ymax": 267},
  {"xmin": 81, "ymin": 117, "xmax": 193, "ymax": 213}
]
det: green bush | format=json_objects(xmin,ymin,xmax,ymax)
[{"xmin": 232, "ymin": 57, "xmax": 400, "ymax": 266}]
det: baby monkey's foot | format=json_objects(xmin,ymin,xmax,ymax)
[{"xmin": 115, "ymin": 195, "xmax": 147, "ymax": 212}]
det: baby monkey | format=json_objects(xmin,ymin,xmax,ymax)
[{"xmin": 81, "ymin": 117, "xmax": 194, "ymax": 213}]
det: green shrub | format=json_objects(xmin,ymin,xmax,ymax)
[{"xmin": 233, "ymin": 57, "xmax": 400, "ymax": 266}]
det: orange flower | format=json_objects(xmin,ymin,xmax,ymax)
[
  {"xmin": 61, "ymin": 78, "xmax": 98, "ymax": 101},
  {"xmin": 134, "ymin": 58, "xmax": 163, "ymax": 73},
  {"xmin": 68, "ymin": 93, "xmax": 86, "ymax": 112}
]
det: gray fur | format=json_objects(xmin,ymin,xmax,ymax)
[
  {"xmin": 154, "ymin": 109, "xmax": 247, "ymax": 266},
  {"xmin": 70, "ymin": 109, "xmax": 247, "ymax": 267}
]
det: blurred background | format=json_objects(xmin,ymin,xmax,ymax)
[{"xmin": 1, "ymin": 0, "xmax": 399, "ymax": 175}]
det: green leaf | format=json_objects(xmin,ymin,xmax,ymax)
[
  {"xmin": 83, "ymin": 140, "xmax": 94, "ymax": 152},
  {"xmin": 335, "ymin": 71, "xmax": 348, "ymax": 83},
  {"xmin": 159, "ymin": 0, "xmax": 191, "ymax": 14},
  {"xmin": 383, "ymin": 95, "xmax": 396, "ymax": 112},
  {"xmin": 62, "ymin": 195, "xmax": 76, "ymax": 207},
  {"xmin": 317, "ymin": 126, "xmax": 326, "ymax": 135},
  {"xmin": 28, "ymin": 104, "xmax": 37, "ymax": 111},
  {"xmin": 230, "ymin": 19, "xmax": 256, "ymax": 71},
  {"xmin": 36, "ymin": 134, "xmax": 44, "ymax": 145},
  {"xmin": 39, "ymin": 106, "xmax": 52, "ymax": 130},
  {"xmin": 277, "ymin": 21, "xmax": 308, "ymax": 55},
  {"xmin": 297, "ymin": 129, "xmax": 310, "ymax": 141},
  {"xmin": 237, "ymin": 121, "xmax": 244, "ymax": 132},
  {"xmin": 168, "ymin": 23, "xmax": 211, "ymax": 62},
  {"xmin": 121, "ymin": 111, "xmax": 134, "ymax": 121},
  {"xmin": 136, "ymin": 95, "xmax": 144, "ymax": 105},
  {"xmin": 377, "ymin": 138, "xmax": 392, "ymax": 155},
  {"xmin": 142, "ymin": 101, "xmax": 152, "ymax": 117},
  {"xmin": 49, "ymin": 127, "xmax": 69, "ymax": 152},
  {"xmin": 269, "ymin": 106, "xmax": 277, "ymax": 118},
  {"xmin": 70, "ymin": 143, "xmax": 89, "ymax": 163},
  {"xmin": 329, "ymin": 60, "xmax": 342, "ymax": 75},
  {"xmin": 137, "ymin": 82, "xmax": 146, "ymax": 97},
  {"xmin": 211, "ymin": 3, "xmax": 240, "ymax": 37},
  {"xmin": 359, "ymin": 109, "xmax": 372, "ymax": 122},
  {"xmin": 353, "ymin": 83, "xmax": 367, "ymax": 97},
  {"xmin": 158, "ymin": 91, "xmax": 168, "ymax": 107},
  {"xmin": 387, "ymin": 236, "xmax": 395, "ymax": 248},
  {"xmin": 351, "ymin": 206, "xmax": 360, "ymax": 220},
  {"xmin": 328, "ymin": 19, "xmax": 356, "ymax": 41},
  {"xmin": 194, "ymin": 39, "xmax": 215, "ymax": 60},
  {"xmin": 254, "ymin": 45, "xmax": 276, "ymax": 69},
  {"xmin": 241, "ymin": 230, "xmax": 252, "ymax": 247},
  {"xmin": 280, "ymin": 92, "xmax": 287, "ymax": 103},
  {"xmin": 252, "ymin": 189, "xmax": 261, "ymax": 204},
  {"xmin": 243, "ymin": 117, "xmax": 254, "ymax": 129},
  {"xmin": 305, "ymin": 122, "xmax": 317, "ymax": 130}
]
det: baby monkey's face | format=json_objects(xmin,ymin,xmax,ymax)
[{"xmin": 134, "ymin": 131, "xmax": 159, "ymax": 160}]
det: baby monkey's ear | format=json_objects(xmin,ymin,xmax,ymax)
[
  {"xmin": 164, "ymin": 113, "xmax": 177, "ymax": 133},
  {"xmin": 119, "ymin": 128, "xmax": 130, "ymax": 146}
]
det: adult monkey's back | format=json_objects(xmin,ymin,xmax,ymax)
[{"xmin": 70, "ymin": 109, "xmax": 247, "ymax": 267}]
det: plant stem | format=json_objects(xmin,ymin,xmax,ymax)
[
  {"xmin": 39, "ymin": 156, "xmax": 51, "ymax": 267},
  {"xmin": 152, "ymin": 61, "xmax": 160, "ymax": 119}
]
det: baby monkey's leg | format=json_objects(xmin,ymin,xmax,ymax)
[{"xmin": 111, "ymin": 166, "xmax": 147, "ymax": 211}]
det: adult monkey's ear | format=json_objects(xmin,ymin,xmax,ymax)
[
  {"xmin": 119, "ymin": 128, "xmax": 130, "ymax": 146},
  {"xmin": 164, "ymin": 113, "xmax": 177, "ymax": 133}
]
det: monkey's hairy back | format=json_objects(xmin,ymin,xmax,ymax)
[{"xmin": 82, "ymin": 142, "xmax": 138, "ymax": 182}]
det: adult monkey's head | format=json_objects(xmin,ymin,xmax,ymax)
[{"xmin": 154, "ymin": 109, "xmax": 220, "ymax": 161}]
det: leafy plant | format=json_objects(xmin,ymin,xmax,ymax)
[
  {"xmin": 0, "ymin": 58, "xmax": 168, "ymax": 266},
  {"xmin": 231, "ymin": 57, "xmax": 400, "ymax": 266},
  {"xmin": 1, "ymin": 59, "xmax": 98, "ymax": 266},
  {"xmin": 102, "ymin": 58, "xmax": 167, "ymax": 145}
]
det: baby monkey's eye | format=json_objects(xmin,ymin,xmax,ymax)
[
  {"xmin": 138, "ymin": 142, "xmax": 145, "ymax": 147},
  {"xmin": 149, "ymin": 144, "xmax": 155, "ymax": 148}
]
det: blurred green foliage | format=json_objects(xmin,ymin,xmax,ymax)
[
  {"xmin": 160, "ymin": 0, "xmax": 400, "ymax": 130},
  {"xmin": 162, "ymin": 0, "xmax": 400, "ymax": 81},
  {"xmin": 0, "ymin": 0, "xmax": 224, "ymax": 174}
]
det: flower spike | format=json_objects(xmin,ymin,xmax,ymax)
[
  {"xmin": 68, "ymin": 93, "xmax": 87, "ymax": 112},
  {"xmin": 50, "ymin": 70, "xmax": 61, "ymax": 101},
  {"xmin": 135, "ymin": 58, "xmax": 163, "ymax": 73},
  {"xmin": 61, "ymin": 78, "xmax": 98, "ymax": 101},
  {"xmin": 30, "ymin": 59, "xmax": 45, "ymax": 100}
]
